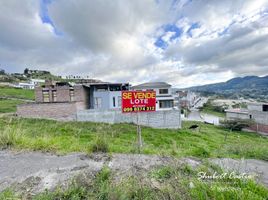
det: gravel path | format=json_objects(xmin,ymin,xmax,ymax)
[
  {"xmin": 0, "ymin": 150, "xmax": 267, "ymax": 194},
  {"xmin": 211, "ymin": 158, "xmax": 268, "ymax": 187},
  {"xmin": 0, "ymin": 150, "xmax": 183, "ymax": 194}
]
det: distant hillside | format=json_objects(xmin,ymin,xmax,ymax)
[
  {"xmin": 0, "ymin": 68, "xmax": 102, "ymax": 84},
  {"xmin": 186, "ymin": 76, "xmax": 268, "ymax": 100}
]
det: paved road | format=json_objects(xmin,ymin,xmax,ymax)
[
  {"xmin": 184, "ymin": 109, "xmax": 221, "ymax": 125},
  {"xmin": 183, "ymin": 97, "xmax": 221, "ymax": 125},
  {"xmin": 186, "ymin": 109, "xmax": 203, "ymax": 121}
]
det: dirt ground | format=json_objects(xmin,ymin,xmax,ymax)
[{"xmin": 0, "ymin": 150, "xmax": 267, "ymax": 195}]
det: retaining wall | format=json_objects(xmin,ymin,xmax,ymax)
[
  {"xmin": 248, "ymin": 123, "xmax": 268, "ymax": 134},
  {"xmin": 17, "ymin": 102, "xmax": 82, "ymax": 121},
  {"xmin": 77, "ymin": 109, "xmax": 181, "ymax": 129}
]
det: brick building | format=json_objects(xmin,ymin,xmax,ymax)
[
  {"xmin": 34, "ymin": 81, "xmax": 89, "ymax": 108},
  {"xmin": 17, "ymin": 81, "xmax": 129, "ymax": 120}
]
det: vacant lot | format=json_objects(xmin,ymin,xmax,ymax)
[
  {"xmin": 0, "ymin": 117, "xmax": 267, "ymax": 160},
  {"xmin": 0, "ymin": 117, "xmax": 267, "ymax": 199},
  {"xmin": 1, "ymin": 151, "xmax": 268, "ymax": 200}
]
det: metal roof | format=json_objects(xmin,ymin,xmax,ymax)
[
  {"xmin": 248, "ymin": 102, "xmax": 268, "ymax": 106},
  {"xmin": 131, "ymin": 82, "xmax": 171, "ymax": 89},
  {"xmin": 225, "ymin": 109, "xmax": 249, "ymax": 114},
  {"xmin": 82, "ymin": 82, "xmax": 129, "ymax": 87}
]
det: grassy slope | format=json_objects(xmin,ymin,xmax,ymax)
[
  {"xmin": 0, "ymin": 86, "xmax": 34, "ymax": 113},
  {"xmin": 0, "ymin": 99, "xmax": 25, "ymax": 113},
  {"xmin": 0, "ymin": 86, "xmax": 34, "ymax": 100},
  {"xmin": 0, "ymin": 117, "xmax": 267, "ymax": 160}
]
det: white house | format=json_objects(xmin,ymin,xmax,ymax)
[
  {"xmin": 15, "ymin": 82, "xmax": 35, "ymax": 89},
  {"xmin": 31, "ymin": 79, "xmax": 45, "ymax": 85},
  {"xmin": 131, "ymin": 82, "xmax": 175, "ymax": 110},
  {"xmin": 14, "ymin": 79, "xmax": 45, "ymax": 90}
]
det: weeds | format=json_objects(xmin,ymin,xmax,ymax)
[
  {"xmin": 0, "ymin": 125, "xmax": 23, "ymax": 148},
  {"xmin": 4, "ymin": 162, "xmax": 268, "ymax": 200},
  {"xmin": 0, "ymin": 117, "xmax": 267, "ymax": 160},
  {"xmin": 90, "ymin": 136, "xmax": 109, "ymax": 153}
]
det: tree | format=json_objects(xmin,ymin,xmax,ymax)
[
  {"xmin": 0, "ymin": 69, "xmax": 5, "ymax": 75},
  {"xmin": 24, "ymin": 68, "xmax": 29, "ymax": 75},
  {"xmin": 221, "ymin": 119, "xmax": 254, "ymax": 141}
]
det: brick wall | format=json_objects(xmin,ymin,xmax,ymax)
[
  {"xmin": 55, "ymin": 86, "xmax": 71, "ymax": 102},
  {"xmin": 248, "ymin": 124, "xmax": 268, "ymax": 134},
  {"xmin": 77, "ymin": 109, "xmax": 181, "ymax": 129},
  {"xmin": 34, "ymin": 85, "xmax": 88, "ymax": 104},
  {"xmin": 35, "ymin": 87, "xmax": 43, "ymax": 102},
  {"xmin": 17, "ymin": 102, "xmax": 80, "ymax": 121}
]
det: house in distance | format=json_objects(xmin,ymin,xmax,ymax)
[
  {"xmin": 17, "ymin": 80, "xmax": 181, "ymax": 129},
  {"xmin": 131, "ymin": 82, "xmax": 175, "ymax": 111}
]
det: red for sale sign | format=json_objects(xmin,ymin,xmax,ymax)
[{"xmin": 122, "ymin": 91, "xmax": 156, "ymax": 113}]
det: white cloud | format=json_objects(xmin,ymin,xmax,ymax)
[{"xmin": 0, "ymin": 0, "xmax": 268, "ymax": 87}]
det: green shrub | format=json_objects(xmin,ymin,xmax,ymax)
[
  {"xmin": 0, "ymin": 126, "xmax": 23, "ymax": 148},
  {"xmin": 191, "ymin": 147, "xmax": 210, "ymax": 158},
  {"xmin": 91, "ymin": 136, "xmax": 109, "ymax": 153},
  {"xmin": 221, "ymin": 119, "xmax": 253, "ymax": 131},
  {"xmin": 0, "ymin": 189, "xmax": 18, "ymax": 200}
]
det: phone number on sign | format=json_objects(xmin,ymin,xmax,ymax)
[{"xmin": 123, "ymin": 106, "xmax": 155, "ymax": 112}]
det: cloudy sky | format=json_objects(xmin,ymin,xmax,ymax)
[{"xmin": 1, "ymin": 0, "xmax": 268, "ymax": 87}]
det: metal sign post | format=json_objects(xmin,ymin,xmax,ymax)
[{"xmin": 136, "ymin": 112, "xmax": 142, "ymax": 153}]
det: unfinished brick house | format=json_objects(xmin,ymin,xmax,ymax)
[
  {"xmin": 35, "ymin": 82, "xmax": 89, "ymax": 107},
  {"xmin": 17, "ymin": 81, "xmax": 89, "ymax": 120},
  {"xmin": 17, "ymin": 81, "xmax": 129, "ymax": 120}
]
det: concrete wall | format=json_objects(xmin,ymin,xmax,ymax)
[
  {"xmin": 249, "ymin": 110, "xmax": 268, "ymax": 125},
  {"xmin": 17, "ymin": 102, "xmax": 80, "ymax": 121},
  {"xmin": 248, "ymin": 103, "xmax": 263, "ymax": 111},
  {"xmin": 77, "ymin": 109, "xmax": 181, "ymax": 129},
  {"xmin": 226, "ymin": 112, "xmax": 249, "ymax": 120},
  {"xmin": 108, "ymin": 91, "xmax": 121, "ymax": 109}
]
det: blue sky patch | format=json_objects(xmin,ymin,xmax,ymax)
[
  {"xmin": 154, "ymin": 24, "xmax": 182, "ymax": 49},
  {"xmin": 39, "ymin": 0, "xmax": 62, "ymax": 36},
  {"xmin": 186, "ymin": 22, "xmax": 200, "ymax": 37},
  {"xmin": 154, "ymin": 38, "xmax": 168, "ymax": 49}
]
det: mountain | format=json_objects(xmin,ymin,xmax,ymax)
[{"xmin": 186, "ymin": 75, "xmax": 268, "ymax": 100}]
